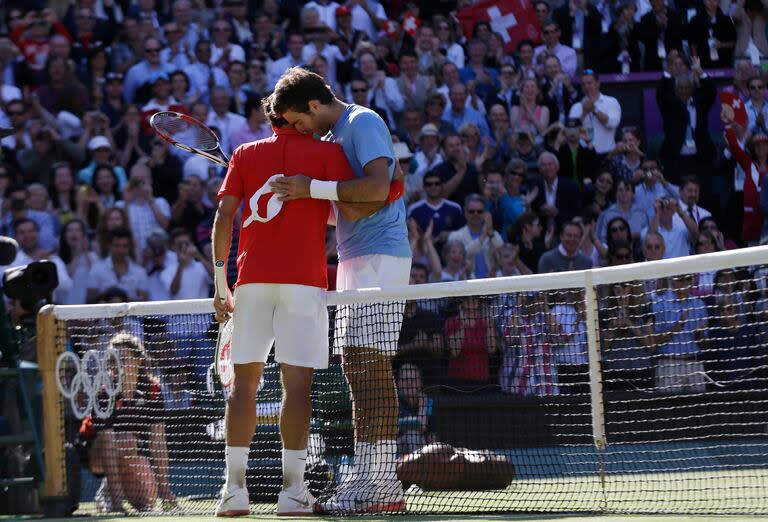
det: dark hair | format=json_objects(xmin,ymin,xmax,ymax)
[
  {"xmin": 169, "ymin": 69, "xmax": 190, "ymax": 90},
  {"xmin": 399, "ymin": 48, "xmax": 418, "ymax": 61},
  {"xmin": 511, "ymin": 211, "xmax": 539, "ymax": 239},
  {"xmin": 606, "ymin": 216, "xmax": 631, "ymax": 250},
  {"xmin": 423, "ymin": 170, "xmax": 441, "ymax": 184},
  {"xmin": 100, "ymin": 286, "xmax": 129, "ymax": 303},
  {"xmin": 471, "ymin": 20, "xmax": 490, "ymax": 38},
  {"xmin": 91, "ymin": 163, "xmax": 120, "ymax": 196},
  {"xmin": 109, "ymin": 226, "xmax": 133, "ymax": 242},
  {"xmin": 608, "ymin": 239, "xmax": 633, "ymax": 261},
  {"xmin": 560, "ymin": 220, "xmax": 583, "ymax": 236},
  {"xmin": 680, "ymin": 175, "xmax": 700, "ymax": 190},
  {"xmin": 261, "ymin": 94, "xmax": 289, "ymax": 128},
  {"xmin": 698, "ymin": 216, "xmax": 718, "ymax": 231},
  {"xmin": 411, "ymin": 262, "xmax": 428, "ymax": 274},
  {"xmin": 271, "ymin": 67, "xmax": 334, "ymax": 115},
  {"xmin": 483, "ymin": 161, "xmax": 505, "ymax": 177},
  {"xmin": 170, "ymin": 227, "xmax": 191, "ymax": 243},
  {"xmin": 58, "ymin": 219, "xmax": 88, "ymax": 264},
  {"xmin": 13, "ymin": 217, "xmax": 37, "ymax": 233}
]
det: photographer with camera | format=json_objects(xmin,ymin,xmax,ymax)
[
  {"xmin": 642, "ymin": 196, "xmax": 699, "ymax": 259},
  {"xmin": 633, "ymin": 158, "xmax": 680, "ymax": 223}
]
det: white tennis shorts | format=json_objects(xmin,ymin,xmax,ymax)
[
  {"xmin": 335, "ymin": 254, "xmax": 411, "ymax": 354},
  {"xmin": 231, "ymin": 283, "xmax": 328, "ymax": 369}
]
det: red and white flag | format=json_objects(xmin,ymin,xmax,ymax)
[
  {"xmin": 457, "ymin": 0, "xmax": 541, "ymax": 53},
  {"xmin": 719, "ymin": 91, "xmax": 748, "ymax": 129}
]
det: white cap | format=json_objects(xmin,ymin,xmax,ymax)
[
  {"xmin": 183, "ymin": 155, "xmax": 212, "ymax": 181},
  {"xmin": 393, "ymin": 142, "xmax": 413, "ymax": 161},
  {"xmin": 87, "ymin": 135, "xmax": 112, "ymax": 151}
]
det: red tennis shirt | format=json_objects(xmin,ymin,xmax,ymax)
[{"xmin": 218, "ymin": 127, "xmax": 353, "ymax": 289}]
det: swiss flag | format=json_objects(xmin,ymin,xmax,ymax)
[
  {"xmin": 719, "ymin": 91, "xmax": 748, "ymax": 129},
  {"xmin": 457, "ymin": 0, "xmax": 541, "ymax": 53}
]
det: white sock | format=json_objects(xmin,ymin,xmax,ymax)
[
  {"xmin": 225, "ymin": 446, "xmax": 249, "ymax": 491},
  {"xmin": 282, "ymin": 448, "xmax": 308, "ymax": 491},
  {"xmin": 352, "ymin": 441, "xmax": 374, "ymax": 482},
  {"xmin": 373, "ymin": 439, "xmax": 398, "ymax": 484}
]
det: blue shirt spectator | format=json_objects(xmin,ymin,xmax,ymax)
[
  {"xmin": 652, "ymin": 284, "xmax": 708, "ymax": 356},
  {"xmin": 442, "ymin": 83, "xmax": 490, "ymax": 137}
]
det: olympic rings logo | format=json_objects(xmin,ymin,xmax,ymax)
[{"xmin": 55, "ymin": 349, "xmax": 124, "ymax": 420}]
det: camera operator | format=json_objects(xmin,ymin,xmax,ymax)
[
  {"xmin": 633, "ymin": 159, "xmax": 680, "ymax": 223},
  {"xmin": 1, "ymin": 218, "xmax": 71, "ymax": 302},
  {"xmin": 642, "ymin": 197, "xmax": 698, "ymax": 259}
]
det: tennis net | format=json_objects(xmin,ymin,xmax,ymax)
[{"xmin": 37, "ymin": 245, "xmax": 768, "ymax": 516}]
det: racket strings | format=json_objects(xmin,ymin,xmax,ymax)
[{"xmin": 153, "ymin": 112, "xmax": 219, "ymax": 151}]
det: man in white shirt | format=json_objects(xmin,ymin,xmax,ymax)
[
  {"xmin": 676, "ymin": 176, "xmax": 711, "ymax": 227},
  {"xmin": 210, "ymin": 20, "xmax": 246, "ymax": 68},
  {"xmin": 267, "ymin": 33, "xmax": 306, "ymax": 90},
  {"xmin": 534, "ymin": 22, "xmax": 578, "ymax": 78},
  {"xmin": 301, "ymin": 27, "xmax": 345, "ymax": 87},
  {"xmin": 86, "ymin": 227, "xmax": 150, "ymax": 302},
  {"xmin": 305, "ymin": 0, "xmax": 341, "ymax": 30},
  {"xmin": 568, "ymin": 69, "xmax": 621, "ymax": 155},
  {"xmin": 351, "ymin": 0, "xmax": 387, "ymax": 40},
  {"xmin": 641, "ymin": 197, "xmax": 699, "ymax": 259},
  {"xmin": 206, "ymin": 87, "xmax": 247, "ymax": 155},
  {"xmin": 161, "ymin": 228, "xmax": 213, "ymax": 299},
  {"xmin": 186, "ymin": 40, "xmax": 229, "ymax": 103},
  {"xmin": 116, "ymin": 163, "xmax": 171, "ymax": 253}
]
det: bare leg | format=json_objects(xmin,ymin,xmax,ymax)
[
  {"xmin": 342, "ymin": 347, "xmax": 398, "ymax": 443},
  {"xmin": 225, "ymin": 362, "xmax": 264, "ymax": 446},
  {"xmin": 279, "ymin": 364, "xmax": 314, "ymax": 450},
  {"xmin": 95, "ymin": 429, "xmax": 126, "ymax": 507}
]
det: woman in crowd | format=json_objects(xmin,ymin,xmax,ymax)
[
  {"xmin": 600, "ymin": 280, "xmax": 654, "ymax": 392},
  {"xmin": 58, "ymin": 219, "xmax": 99, "ymax": 305},
  {"xmin": 82, "ymin": 164, "xmax": 122, "ymax": 230},
  {"xmin": 584, "ymin": 170, "xmax": 615, "ymax": 215},
  {"xmin": 607, "ymin": 127, "xmax": 644, "ymax": 181},
  {"xmin": 459, "ymin": 122, "xmax": 490, "ymax": 171},
  {"xmin": 445, "ymin": 295, "xmax": 498, "ymax": 387},
  {"xmin": 434, "ymin": 15, "xmax": 465, "ymax": 69},
  {"xmin": 511, "ymin": 212, "xmax": 547, "ymax": 273},
  {"xmin": 49, "ymin": 162, "xmax": 80, "ymax": 226},
  {"xmin": 396, "ymin": 363, "xmax": 438, "ymax": 455},
  {"xmin": 440, "ymin": 240, "xmax": 473, "ymax": 281},
  {"xmin": 499, "ymin": 291, "xmax": 559, "ymax": 396},
  {"xmin": 723, "ymin": 111, "xmax": 767, "ymax": 244},
  {"xmin": 88, "ymin": 332, "xmax": 175, "ymax": 512},
  {"xmin": 691, "ymin": 230, "xmax": 722, "ymax": 297},
  {"xmin": 487, "ymin": 104, "xmax": 515, "ymax": 163},
  {"xmin": 96, "ymin": 207, "xmax": 131, "ymax": 257},
  {"xmin": 509, "ymin": 78, "xmax": 550, "ymax": 141},
  {"xmin": 169, "ymin": 70, "xmax": 196, "ymax": 108},
  {"xmin": 407, "ymin": 218, "xmax": 442, "ymax": 282},
  {"xmin": 699, "ymin": 217, "xmax": 739, "ymax": 250},
  {"xmin": 595, "ymin": 179, "xmax": 647, "ymax": 242}
]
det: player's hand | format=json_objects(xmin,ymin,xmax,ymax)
[
  {"xmin": 213, "ymin": 289, "xmax": 233, "ymax": 323},
  {"xmin": 270, "ymin": 174, "xmax": 311, "ymax": 201}
]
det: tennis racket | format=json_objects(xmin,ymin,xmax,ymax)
[
  {"xmin": 214, "ymin": 314, "xmax": 234, "ymax": 388},
  {"xmin": 150, "ymin": 111, "xmax": 230, "ymax": 167}
]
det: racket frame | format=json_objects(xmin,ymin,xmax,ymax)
[{"xmin": 150, "ymin": 111, "xmax": 230, "ymax": 167}]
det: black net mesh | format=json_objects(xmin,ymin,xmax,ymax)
[
  {"xmin": 50, "ymin": 263, "xmax": 768, "ymax": 516},
  {"xmin": 151, "ymin": 112, "xmax": 219, "ymax": 151}
]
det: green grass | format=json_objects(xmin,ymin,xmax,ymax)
[{"xmin": 35, "ymin": 468, "xmax": 765, "ymax": 520}]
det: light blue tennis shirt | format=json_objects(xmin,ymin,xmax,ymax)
[{"xmin": 326, "ymin": 104, "xmax": 411, "ymax": 261}]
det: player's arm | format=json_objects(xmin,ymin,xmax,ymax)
[{"xmin": 212, "ymin": 194, "xmax": 239, "ymax": 322}]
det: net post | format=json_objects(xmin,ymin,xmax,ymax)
[
  {"xmin": 583, "ymin": 271, "xmax": 607, "ymax": 496},
  {"xmin": 36, "ymin": 304, "xmax": 68, "ymax": 515}
]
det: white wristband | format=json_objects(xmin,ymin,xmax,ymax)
[
  {"xmin": 214, "ymin": 261, "xmax": 228, "ymax": 301},
  {"xmin": 310, "ymin": 179, "xmax": 339, "ymax": 201}
]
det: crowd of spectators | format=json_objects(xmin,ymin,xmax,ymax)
[{"xmin": 2, "ymin": 0, "xmax": 768, "ymax": 462}]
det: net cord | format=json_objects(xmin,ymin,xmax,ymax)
[{"xmin": 49, "ymin": 245, "xmax": 768, "ymax": 320}]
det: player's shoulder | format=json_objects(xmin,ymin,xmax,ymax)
[
  {"xmin": 233, "ymin": 135, "xmax": 278, "ymax": 157},
  {"xmin": 347, "ymin": 105, "xmax": 387, "ymax": 129}
]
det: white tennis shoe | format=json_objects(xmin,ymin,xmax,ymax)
[
  {"xmin": 276, "ymin": 484, "xmax": 317, "ymax": 516},
  {"xmin": 319, "ymin": 477, "xmax": 405, "ymax": 514},
  {"xmin": 215, "ymin": 486, "xmax": 250, "ymax": 517}
]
